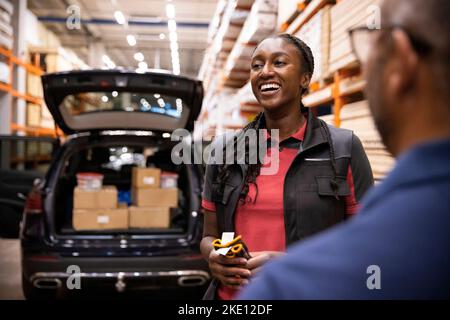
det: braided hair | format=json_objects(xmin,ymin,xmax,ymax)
[
  {"xmin": 277, "ymin": 33, "xmax": 315, "ymax": 99},
  {"xmin": 216, "ymin": 34, "xmax": 316, "ymax": 202}
]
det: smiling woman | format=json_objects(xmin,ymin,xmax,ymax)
[{"xmin": 200, "ymin": 34, "xmax": 375, "ymax": 300}]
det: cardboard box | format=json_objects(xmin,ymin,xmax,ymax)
[
  {"xmin": 132, "ymin": 167, "xmax": 161, "ymax": 188},
  {"xmin": 129, "ymin": 206, "xmax": 170, "ymax": 229},
  {"xmin": 73, "ymin": 208, "xmax": 129, "ymax": 231},
  {"xmin": 73, "ymin": 186, "xmax": 117, "ymax": 209},
  {"xmin": 132, "ymin": 188, "xmax": 178, "ymax": 207}
]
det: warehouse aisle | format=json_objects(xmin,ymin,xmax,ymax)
[{"xmin": 0, "ymin": 239, "xmax": 24, "ymax": 300}]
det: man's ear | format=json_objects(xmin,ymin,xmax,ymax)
[{"xmin": 388, "ymin": 29, "xmax": 419, "ymax": 96}]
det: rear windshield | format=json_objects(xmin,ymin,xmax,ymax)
[{"xmin": 63, "ymin": 92, "xmax": 184, "ymax": 119}]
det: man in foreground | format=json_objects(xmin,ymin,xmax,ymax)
[{"xmin": 238, "ymin": 0, "xmax": 450, "ymax": 299}]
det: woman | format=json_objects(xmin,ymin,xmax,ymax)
[{"xmin": 200, "ymin": 34, "xmax": 374, "ymax": 300}]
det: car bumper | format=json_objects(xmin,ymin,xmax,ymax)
[{"xmin": 22, "ymin": 254, "xmax": 210, "ymax": 297}]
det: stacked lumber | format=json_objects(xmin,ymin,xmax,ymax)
[
  {"xmin": 318, "ymin": 114, "xmax": 334, "ymax": 126},
  {"xmin": 278, "ymin": 0, "xmax": 304, "ymax": 31},
  {"xmin": 329, "ymin": 0, "xmax": 380, "ymax": 73},
  {"xmin": 223, "ymin": 0, "xmax": 277, "ymax": 88},
  {"xmin": 295, "ymin": 4, "xmax": 332, "ymax": 82},
  {"xmin": 40, "ymin": 105, "xmax": 55, "ymax": 129},
  {"xmin": 26, "ymin": 103, "xmax": 41, "ymax": 127},
  {"xmin": 0, "ymin": 0, "xmax": 13, "ymax": 50},
  {"xmin": 302, "ymin": 84, "xmax": 333, "ymax": 107},
  {"xmin": 0, "ymin": 57, "xmax": 8, "ymax": 83},
  {"xmin": 26, "ymin": 73, "xmax": 43, "ymax": 98},
  {"xmin": 339, "ymin": 100, "xmax": 395, "ymax": 181}
]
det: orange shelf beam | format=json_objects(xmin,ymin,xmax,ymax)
[
  {"xmin": 10, "ymin": 90, "xmax": 43, "ymax": 105},
  {"xmin": 0, "ymin": 47, "xmax": 43, "ymax": 76},
  {"xmin": 10, "ymin": 123, "xmax": 61, "ymax": 138},
  {"xmin": 0, "ymin": 81, "xmax": 12, "ymax": 93}
]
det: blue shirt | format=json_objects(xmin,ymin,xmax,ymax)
[{"xmin": 239, "ymin": 138, "xmax": 450, "ymax": 299}]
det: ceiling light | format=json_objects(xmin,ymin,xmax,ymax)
[
  {"xmin": 127, "ymin": 35, "xmax": 137, "ymax": 46},
  {"xmin": 170, "ymin": 42, "xmax": 178, "ymax": 52},
  {"xmin": 159, "ymin": 33, "xmax": 166, "ymax": 40},
  {"xmin": 114, "ymin": 10, "xmax": 126, "ymax": 25},
  {"xmin": 154, "ymin": 94, "xmax": 161, "ymax": 99},
  {"xmin": 162, "ymin": 133, "xmax": 171, "ymax": 138},
  {"xmin": 168, "ymin": 19, "xmax": 177, "ymax": 32},
  {"xmin": 169, "ymin": 31, "xmax": 177, "ymax": 42},
  {"xmin": 102, "ymin": 95, "xmax": 109, "ymax": 102},
  {"xmin": 166, "ymin": 4, "xmax": 175, "ymax": 19},
  {"xmin": 112, "ymin": 91, "xmax": 118, "ymax": 97},
  {"xmin": 134, "ymin": 52, "xmax": 144, "ymax": 62}
]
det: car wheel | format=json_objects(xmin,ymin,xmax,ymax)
[{"xmin": 21, "ymin": 274, "xmax": 58, "ymax": 300}]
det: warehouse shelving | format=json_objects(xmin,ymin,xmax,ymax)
[
  {"xmin": 197, "ymin": 0, "xmax": 393, "ymax": 180},
  {"xmin": 0, "ymin": 46, "xmax": 60, "ymax": 138},
  {"xmin": 285, "ymin": 0, "xmax": 334, "ymax": 34}
]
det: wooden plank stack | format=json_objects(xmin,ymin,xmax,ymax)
[
  {"xmin": 318, "ymin": 114, "xmax": 334, "ymax": 126},
  {"xmin": 295, "ymin": 4, "xmax": 332, "ymax": 82},
  {"xmin": 26, "ymin": 103, "xmax": 41, "ymax": 127},
  {"xmin": 26, "ymin": 73, "xmax": 43, "ymax": 98},
  {"xmin": 40, "ymin": 105, "xmax": 55, "ymax": 129},
  {"xmin": 0, "ymin": 0, "xmax": 13, "ymax": 50},
  {"xmin": 339, "ymin": 100, "xmax": 395, "ymax": 181},
  {"xmin": 329, "ymin": 0, "xmax": 380, "ymax": 73},
  {"xmin": 223, "ymin": 0, "xmax": 278, "ymax": 88},
  {"xmin": 0, "ymin": 57, "xmax": 8, "ymax": 83},
  {"xmin": 277, "ymin": 0, "xmax": 304, "ymax": 31}
]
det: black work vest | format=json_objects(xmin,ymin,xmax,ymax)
[{"xmin": 211, "ymin": 112, "xmax": 354, "ymax": 246}]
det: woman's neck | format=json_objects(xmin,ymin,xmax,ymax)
[{"xmin": 264, "ymin": 106, "xmax": 306, "ymax": 141}]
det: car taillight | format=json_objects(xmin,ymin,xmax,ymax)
[{"xmin": 24, "ymin": 189, "xmax": 43, "ymax": 215}]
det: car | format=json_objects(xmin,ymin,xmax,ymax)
[
  {"xmin": 0, "ymin": 135, "xmax": 56, "ymax": 238},
  {"xmin": 20, "ymin": 70, "xmax": 210, "ymax": 299}
]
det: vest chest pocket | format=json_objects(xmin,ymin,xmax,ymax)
[
  {"xmin": 212, "ymin": 182, "xmax": 238, "ymax": 205},
  {"xmin": 315, "ymin": 176, "xmax": 351, "ymax": 197}
]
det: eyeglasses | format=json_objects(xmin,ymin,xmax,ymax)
[{"xmin": 348, "ymin": 26, "xmax": 433, "ymax": 65}]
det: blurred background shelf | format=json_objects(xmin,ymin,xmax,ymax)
[{"xmin": 196, "ymin": 0, "xmax": 394, "ymax": 181}]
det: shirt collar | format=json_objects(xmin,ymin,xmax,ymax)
[{"xmin": 265, "ymin": 120, "xmax": 308, "ymax": 142}]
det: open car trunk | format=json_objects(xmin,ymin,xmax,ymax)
[
  {"xmin": 39, "ymin": 70, "xmax": 204, "ymax": 242},
  {"xmin": 50, "ymin": 136, "xmax": 200, "ymax": 238}
]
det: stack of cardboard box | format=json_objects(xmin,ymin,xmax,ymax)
[
  {"xmin": 130, "ymin": 168, "xmax": 178, "ymax": 228},
  {"xmin": 73, "ymin": 186, "xmax": 129, "ymax": 231},
  {"xmin": 130, "ymin": 167, "xmax": 178, "ymax": 229}
]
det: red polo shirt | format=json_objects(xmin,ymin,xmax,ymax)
[{"xmin": 202, "ymin": 121, "xmax": 358, "ymax": 300}]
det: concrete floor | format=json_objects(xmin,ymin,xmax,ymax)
[{"xmin": 0, "ymin": 239, "xmax": 24, "ymax": 300}]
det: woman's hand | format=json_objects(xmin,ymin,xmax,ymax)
[
  {"xmin": 208, "ymin": 250, "xmax": 251, "ymax": 289},
  {"xmin": 247, "ymin": 251, "xmax": 285, "ymax": 276}
]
